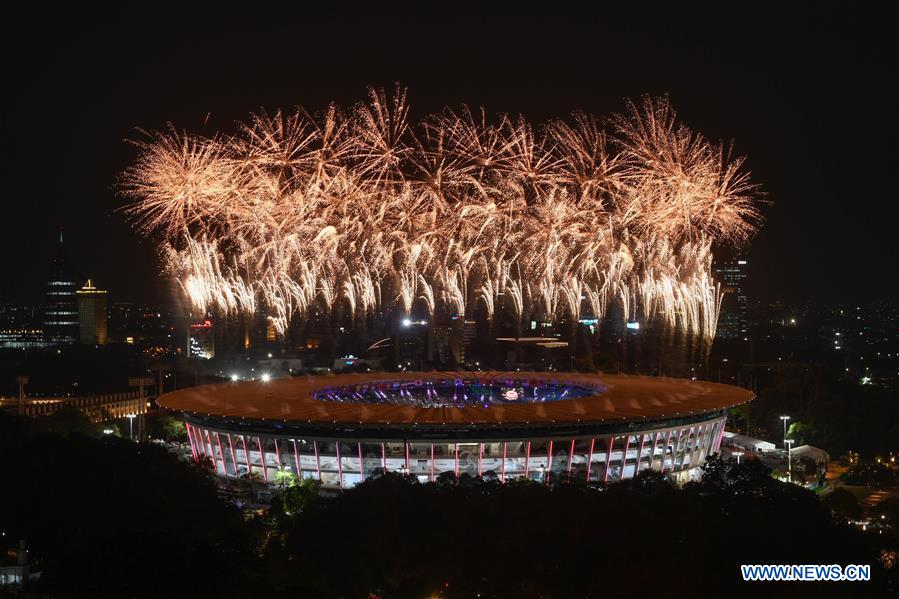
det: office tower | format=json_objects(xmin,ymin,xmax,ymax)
[
  {"xmin": 76, "ymin": 278, "xmax": 108, "ymax": 345},
  {"xmin": 44, "ymin": 228, "xmax": 80, "ymax": 344},
  {"xmin": 714, "ymin": 258, "xmax": 749, "ymax": 339}
]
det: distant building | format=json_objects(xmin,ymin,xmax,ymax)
[
  {"xmin": 0, "ymin": 540, "xmax": 30, "ymax": 586},
  {"xmin": 714, "ymin": 258, "xmax": 749, "ymax": 339},
  {"xmin": 76, "ymin": 278, "xmax": 108, "ymax": 345},
  {"xmin": 44, "ymin": 229, "xmax": 80, "ymax": 345},
  {"xmin": 188, "ymin": 319, "xmax": 215, "ymax": 359},
  {"xmin": 108, "ymin": 303, "xmax": 173, "ymax": 346},
  {"xmin": 458, "ymin": 319, "xmax": 477, "ymax": 364},
  {"xmin": 430, "ymin": 318, "xmax": 477, "ymax": 367},
  {"xmin": 0, "ymin": 305, "xmax": 48, "ymax": 349},
  {"xmin": 0, "ymin": 328, "xmax": 48, "ymax": 350}
]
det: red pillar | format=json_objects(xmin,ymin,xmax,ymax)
[
  {"xmin": 336, "ymin": 442, "xmax": 343, "ymax": 488},
  {"xmin": 715, "ymin": 420, "xmax": 726, "ymax": 452},
  {"xmin": 567, "ymin": 439, "xmax": 576, "ymax": 480},
  {"xmin": 636, "ymin": 433, "xmax": 647, "ymax": 476},
  {"xmin": 227, "ymin": 434, "xmax": 237, "ymax": 474},
  {"xmin": 661, "ymin": 430, "xmax": 672, "ymax": 472},
  {"xmin": 256, "ymin": 437, "xmax": 268, "ymax": 482},
  {"xmin": 184, "ymin": 423, "xmax": 198, "ymax": 462},
  {"xmin": 204, "ymin": 430, "xmax": 214, "ymax": 462},
  {"xmin": 604, "ymin": 436, "xmax": 615, "ymax": 483},
  {"xmin": 195, "ymin": 427, "xmax": 207, "ymax": 458},
  {"xmin": 292, "ymin": 440, "xmax": 301, "ymax": 478},
  {"xmin": 620, "ymin": 434, "xmax": 631, "ymax": 481},
  {"xmin": 214, "ymin": 432, "xmax": 226, "ymax": 475},
  {"xmin": 274, "ymin": 438, "xmax": 282, "ymax": 468},
  {"xmin": 241, "ymin": 436, "xmax": 251, "ymax": 478},
  {"xmin": 501, "ymin": 442, "xmax": 507, "ymax": 483},
  {"xmin": 585, "ymin": 437, "xmax": 596, "ymax": 481},
  {"xmin": 650, "ymin": 432, "xmax": 660, "ymax": 471},
  {"xmin": 313, "ymin": 440, "xmax": 322, "ymax": 481},
  {"xmin": 524, "ymin": 441, "xmax": 531, "ymax": 479},
  {"xmin": 545, "ymin": 439, "xmax": 554, "ymax": 485}
]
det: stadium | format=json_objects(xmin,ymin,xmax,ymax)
[{"xmin": 159, "ymin": 372, "xmax": 753, "ymax": 488}]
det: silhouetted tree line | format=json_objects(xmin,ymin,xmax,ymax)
[{"xmin": 1, "ymin": 412, "xmax": 895, "ymax": 598}]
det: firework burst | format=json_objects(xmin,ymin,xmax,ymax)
[{"xmin": 121, "ymin": 87, "xmax": 761, "ymax": 339}]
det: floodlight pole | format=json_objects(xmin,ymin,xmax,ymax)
[
  {"xmin": 785, "ymin": 439, "xmax": 795, "ymax": 483},
  {"xmin": 16, "ymin": 376, "xmax": 28, "ymax": 416},
  {"xmin": 128, "ymin": 376, "xmax": 154, "ymax": 442}
]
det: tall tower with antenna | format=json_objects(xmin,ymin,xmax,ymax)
[{"xmin": 44, "ymin": 226, "xmax": 80, "ymax": 344}]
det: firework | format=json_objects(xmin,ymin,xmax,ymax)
[{"xmin": 121, "ymin": 87, "xmax": 761, "ymax": 339}]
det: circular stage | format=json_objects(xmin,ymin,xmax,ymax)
[{"xmin": 159, "ymin": 371, "xmax": 753, "ymax": 488}]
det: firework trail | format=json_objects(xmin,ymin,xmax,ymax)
[{"xmin": 121, "ymin": 87, "xmax": 760, "ymax": 339}]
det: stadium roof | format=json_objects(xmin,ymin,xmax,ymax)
[{"xmin": 159, "ymin": 371, "xmax": 753, "ymax": 427}]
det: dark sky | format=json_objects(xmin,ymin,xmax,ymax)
[{"xmin": 2, "ymin": 3, "xmax": 895, "ymax": 306}]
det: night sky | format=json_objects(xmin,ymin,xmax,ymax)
[{"xmin": 2, "ymin": 4, "xmax": 895, "ymax": 306}]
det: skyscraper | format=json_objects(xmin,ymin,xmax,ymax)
[
  {"xmin": 76, "ymin": 278, "xmax": 108, "ymax": 345},
  {"xmin": 713, "ymin": 258, "xmax": 749, "ymax": 339},
  {"xmin": 188, "ymin": 319, "xmax": 215, "ymax": 359},
  {"xmin": 44, "ymin": 228, "xmax": 80, "ymax": 345}
]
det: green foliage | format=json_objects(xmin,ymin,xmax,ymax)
[
  {"xmin": 148, "ymin": 413, "xmax": 188, "ymax": 442},
  {"xmin": 281, "ymin": 477, "xmax": 320, "ymax": 515},
  {"xmin": 787, "ymin": 420, "xmax": 814, "ymax": 446},
  {"xmin": 272, "ymin": 467, "xmax": 297, "ymax": 491}
]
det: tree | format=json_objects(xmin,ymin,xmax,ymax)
[
  {"xmin": 787, "ymin": 420, "xmax": 814, "ymax": 446},
  {"xmin": 31, "ymin": 405, "xmax": 99, "ymax": 437},
  {"xmin": 822, "ymin": 488, "xmax": 863, "ymax": 521},
  {"xmin": 272, "ymin": 467, "xmax": 298, "ymax": 491},
  {"xmin": 148, "ymin": 413, "xmax": 188, "ymax": 442},
  {"xmin": 281, "ymin": 478, "xmax": 321, "ymax": 515},
  {"xmin": 0, "ymin": 413, "xmax": 264, "ymax": 598},
  {"xmin": 842, "ymin": 463, "xmax": 897, "ymax": 487}
]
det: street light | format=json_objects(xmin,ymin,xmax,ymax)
[
  {"xmin": 785, "ymin": 439, "xmax": 795, "ymax": 483},
  {"xmin": 128, "ymin": 377, "xmax": 153, "ymax": 442},
  {"xmin": 780, "ymin": 415, "xmax": 790, "ymax": 449},
  {"xmin": 126, "ymin": 414, "xmax": 136, "ymax": 440},
  {"xmin": 16, "ymin": 376, "xmax": 29, "ymax": 416},
  {"xmin": 733, "ymin": 451, "xmax": 744, "ymax": 465}
]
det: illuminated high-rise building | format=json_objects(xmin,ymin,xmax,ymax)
[
  {"xmin": 44, "ymin": 228, "xmax": 80, "ymax": 345},
  {"xmin": 76, "ymin": 278, "xmax": 108, "ymax": 345},
  {"xmin": 188, "ymin": 318, "xmax": 215, "ymax": 359},
  {"xmin": 713, "ymin": 258, "xmax": 749, "ymax": 339}
]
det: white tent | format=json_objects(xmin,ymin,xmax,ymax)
[
  {"xmin": 721, "ymin": 431, "xmax": 776, "ymax": 452},
  {"xmin": 789, "ymin": 445, "xmax": 830, "ymax": 463}
]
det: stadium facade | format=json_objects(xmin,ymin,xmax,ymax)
[{"xmin": 159, "ymin": 372, "xmax": 753, "ymax": 488}]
